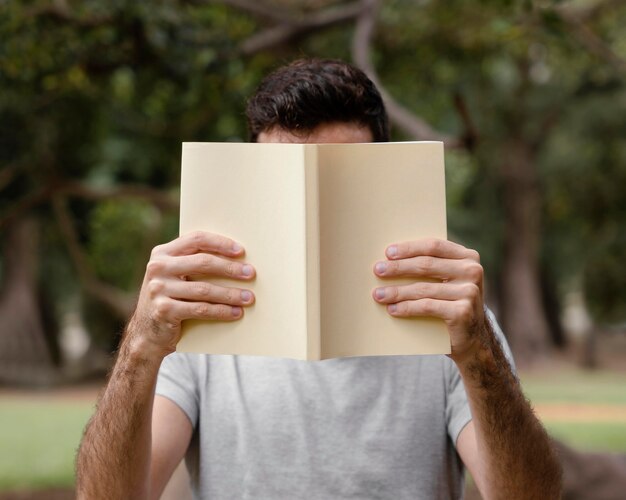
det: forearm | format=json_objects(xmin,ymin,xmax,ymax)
[
  {"xmin": 76, "ymin": 326, "xmax": 165, "ymax": 500},
  {"xmin": 75, "ymin": 232, "xmax": 251, "ymax": 498},
  {"xmin": 457, "ymin": 324, "xmax": 562, "ymax": 499}
]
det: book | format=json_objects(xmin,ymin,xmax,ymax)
[{"xmin": 177, "ymin": 141, "xmax": 449, "ymax": 360}]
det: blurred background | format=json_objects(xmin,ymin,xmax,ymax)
[{"xmin": 0, "ymin": 0, "xmax": 625, "ymax": 498}]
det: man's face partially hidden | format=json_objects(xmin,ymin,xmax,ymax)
[{"xmin": 258, "ymin": 122, "xmax": 373, "ymax": 144}]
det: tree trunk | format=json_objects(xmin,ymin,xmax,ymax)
[
  {"xmin": 498, "ymin": 139, "xmax": 552, "ymax": 367},
  {"xmin": 556, "ymin": 441, "xmax": 626, "ymax": 500},
  {"xmin": 0, "ymin": 217, "xmax": 58, "ymax": 386}
]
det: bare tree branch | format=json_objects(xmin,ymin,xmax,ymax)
[
  {"xmin": 0, "ymin": 181, "xmax": 177, "ymax": 231},
  {"xmin": 210, "ymin": 0, "xmax": 298, "ymax": 24},
  {"xmin": 51, "ymin": 196, "xmax": 135, "ymax": 320},
  {"xmin": 0, "ymin": 187, "xmax": 54, "ymax": 231},
  {"xmin": 60, "ymin": 181, "xmax": 179, "ymax": 211},
  {"xmin": 0, "ymin": 163, "xmax": 19, "ymax": 193},
  {"xmin": 452, "ymin": 91, "xmax": 479, "ymax": 151},
  {"xmin": 240, "ymin": 1, "xmax": 364, "ymax": 55},
  {"xmin": 25, "ymin": 2, "xmax": 114, "ymax": 28},
  {"xmin": 548, "ymin": 0, "xmax": 626, "ymax": 74},
  {"xmin": 556, "ymin": 0, "xmax": 626, "ymax": 22},
  {"xmin": 351, "ymin": 0, "xmax": 459, "ymax": 146},
  {"xmin": 558, "ymin": 11, "xmax": 626, "ymax": 74}
]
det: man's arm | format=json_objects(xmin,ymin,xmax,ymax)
[
  {"xmin": 372, "ymin": 238, "xmax": 561, "ymax": 499},
  {"xmin": 76, "ymin": 333, "xmax": 172, "ymax": 499},
  {"xmin": 454, "ymin": 326, "xmax": 560, "ymax": 499},
  {"xmin": 75, "ymin": 232, "xmax": 255, "ymax": 499}
]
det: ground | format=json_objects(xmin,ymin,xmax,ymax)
[
  {"xmin": 1, "ymin": 363, "xmax": 625, "ymax": 499},
  {"xmin": 0, "ymin": 490, "xmax": 73, "ymax": 500}
]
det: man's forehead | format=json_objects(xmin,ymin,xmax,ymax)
[{"xmin": 257, "ymin": 122, "xmax": 373, "ymax": 144}]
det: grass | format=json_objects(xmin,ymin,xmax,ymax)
[
  {"xmin": 520, "ymin": 370, "xmax": 626, "ymax": 405},
  {"xmin": 544, "ymin": 421, "xmax": 626, "ymax": 453},
  {"xmin": 0, "ymin": 401, "xmax": 94, "ymax": 490}
]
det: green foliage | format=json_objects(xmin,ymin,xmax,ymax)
[
  {"xmin": 0, "ymin": 0, "xmax": 625, "ymax": 351},
  {"xmin": 0, "ymin": 1, "xmax": 265, "ymax": 341},
  {"xmin": 88, "ymin": 200, "xmax": 159, "ymax": 290},
  {"xmin": 380, "ymin": 1, "xmax": 626, "ymax": 325}
]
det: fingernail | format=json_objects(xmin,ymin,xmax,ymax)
[
  {"xmin": 232, "ymin": 242, "xmax": 242, "ymax": 253},
  {"xmin": 242, "ymin": 264, "xmax": 253, "ymax": 277},
  {"xmin": 375, "ymin": 262, "xmax": 387, "ymax": 274},
  {"xmin": 388, "ymin": 304, "xmax": 397, "ymax": 314},
  {"xmin": 387, "ymin": 245, "xmax": 398, "ymax": 258},
  {"xmin": 232, "ymin": 306, "xmax": 242, "ymax": 317},
  {"xmin": 375, "ymin": 288, "xmax": 386, "ymax": 300},
  {"xmin": 241, "ymin": 290, "xmax": 252, "ymax": 302}
]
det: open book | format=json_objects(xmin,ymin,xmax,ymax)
[{"xmin": 177, "ymin": 141, "xmax": 449, "ymax": 360}]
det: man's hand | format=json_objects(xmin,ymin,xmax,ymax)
[
  {"xmin": 372, "ymin": 238, "xmax": 485, "ymax": 364},
  {"xmin": 128, "ymin": 231, "xmax": 256, "ymax": 358}
]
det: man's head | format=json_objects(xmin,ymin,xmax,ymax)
[{"xmin": 246, "ymin": 58, "xmax": 389, "ymax": 144}]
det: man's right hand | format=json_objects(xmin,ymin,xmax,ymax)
[{"xmin": 126, "ymin": 231, "xmax": 256, "ymax": 358}]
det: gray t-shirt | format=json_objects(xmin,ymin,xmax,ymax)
[{"xmin": 156, "ymin": 311, "xmax": 512, "ymax": 499}]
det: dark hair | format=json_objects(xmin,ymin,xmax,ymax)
[{"xmin": 246, "ymin": 58, "xmax": 389, "ymax": 142}]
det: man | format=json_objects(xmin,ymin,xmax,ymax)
[{"xmin": 76, "ymin": 59, "xmax": 561, "ymax": 499}]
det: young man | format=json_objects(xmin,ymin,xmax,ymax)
[{"xmin": 76, "ymin": 59, "xmax": 561, "ymax": 499}]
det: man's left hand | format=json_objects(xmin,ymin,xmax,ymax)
[{"xmin": 372, "ymin": 238, "xmax": 487, "ymax": 364}]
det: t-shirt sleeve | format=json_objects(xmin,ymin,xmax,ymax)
[
  {"xmin": 445, "ymin": 307, "xmax": 516, "ymax": 447},
  {"xmin": 445, "ymin": 357, "xmax": 472, "ymax": 447},
  {"xmin": 155, "ymin": 352, "xmax": 200, "ymax": 428}
]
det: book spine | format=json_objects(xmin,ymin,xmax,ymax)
[{"xmin": 304, "ymin": 145, "xmax": 321, "ymax": 361}]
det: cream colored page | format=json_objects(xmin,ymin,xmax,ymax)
[
  {"xmin": 317, "ymin": 142, "xmax": 450, "ymax": 358},
  {"xmin": 177, "ymin": 143, "xmax": 309, "ymax": 359}
]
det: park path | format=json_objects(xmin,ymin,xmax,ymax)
[
  {"xmin": 534, "ymin": 403, "xmax": 626, "ymax": 422},
  {"xmin": 0, "ymin": 383, "xmax": 100, "ymax": 403},
  {"xmin": 3, "ymin": 384, "xmax": 626, "ymax": 422}
]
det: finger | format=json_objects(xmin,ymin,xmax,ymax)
[
  {"xmin": 374, "ymin": 256, "xmax": 482, "ymax": 283},
  {"xmin": 152, "ymin": 280, "xmax": 255, "ymax": 306},
  {"xmin": 373, "ymin": 282, "xmax": 480, "ymax": 304},
  {"xmin": 386, "ymin": 298, "xmax": 473, "ymax": 323},
  {"xmin": 153, "ymin": 231, "xmax": 244, "ymax": 258},
  {"xmin": 153, "ymin": 297, "xmax": 244, "ymax": 323},
  {"xmin": 150, "ymin": 254, "xmax": 255, "ymax": 280},
  {"xmin": 385, "ymin": 239, "xmax": 479, "ymax": 262}
]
